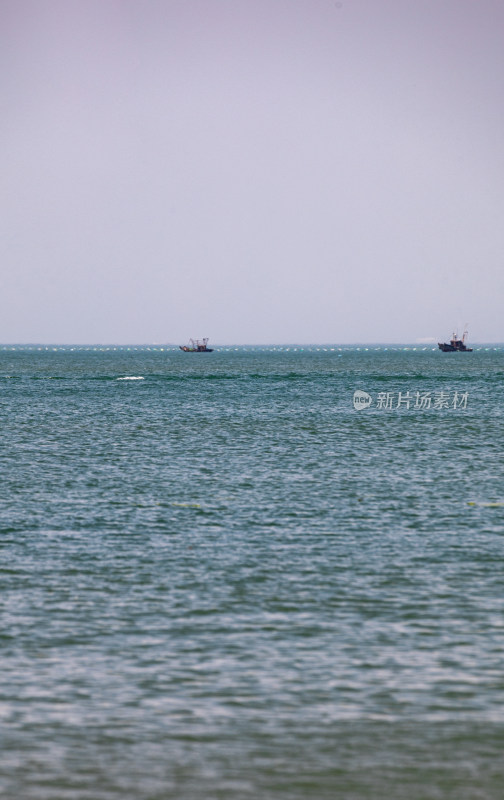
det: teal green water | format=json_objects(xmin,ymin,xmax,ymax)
[{"xmin": 1, "ymin": 346, "xmax": 504, "ymax": 799}]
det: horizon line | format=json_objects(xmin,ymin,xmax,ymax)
[{"xmin": 2, "ymin": 341, "xmax": 504, "ymax": 348}]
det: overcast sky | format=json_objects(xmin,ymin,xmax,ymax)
[{"xmin": 2, "ymin": 0, "xmax": 503, "ymax": 344}]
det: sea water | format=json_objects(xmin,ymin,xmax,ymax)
[{"xmin": 1, "ymin": 345, "xmax": 503, "ymax": 800}]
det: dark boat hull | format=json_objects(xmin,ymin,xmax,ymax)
[
  {"xmin": 438, "ymin": 343, "xmax": 473, "ymax": 352},
  {"xmin": 179, "ymin": 346, "xmax": 214, "ymax": 352}
]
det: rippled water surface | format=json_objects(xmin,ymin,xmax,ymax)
[{"xmin": 1, "ymin": 346, "xmax": 503, "ymax": 799}]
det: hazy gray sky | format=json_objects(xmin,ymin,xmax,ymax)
[{"xmin": 2, "ymin": 0, "xmax": 503, "ymax": 343}]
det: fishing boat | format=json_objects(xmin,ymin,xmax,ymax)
[
  {"xmin": 179, "ymin": 338, "xmax": 214, "ymax": 352},
  {"xmin": 438, "ymin": 328, "xmax": 473, "ymax": 352}
]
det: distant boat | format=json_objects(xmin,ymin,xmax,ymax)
[
  {"xmin": 179, "ymin": 338, "xmax": 214, "ymax": 353},
  {"xmin": 438, "ymin": 328, "xmax": 473, "ymax": 352}
]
